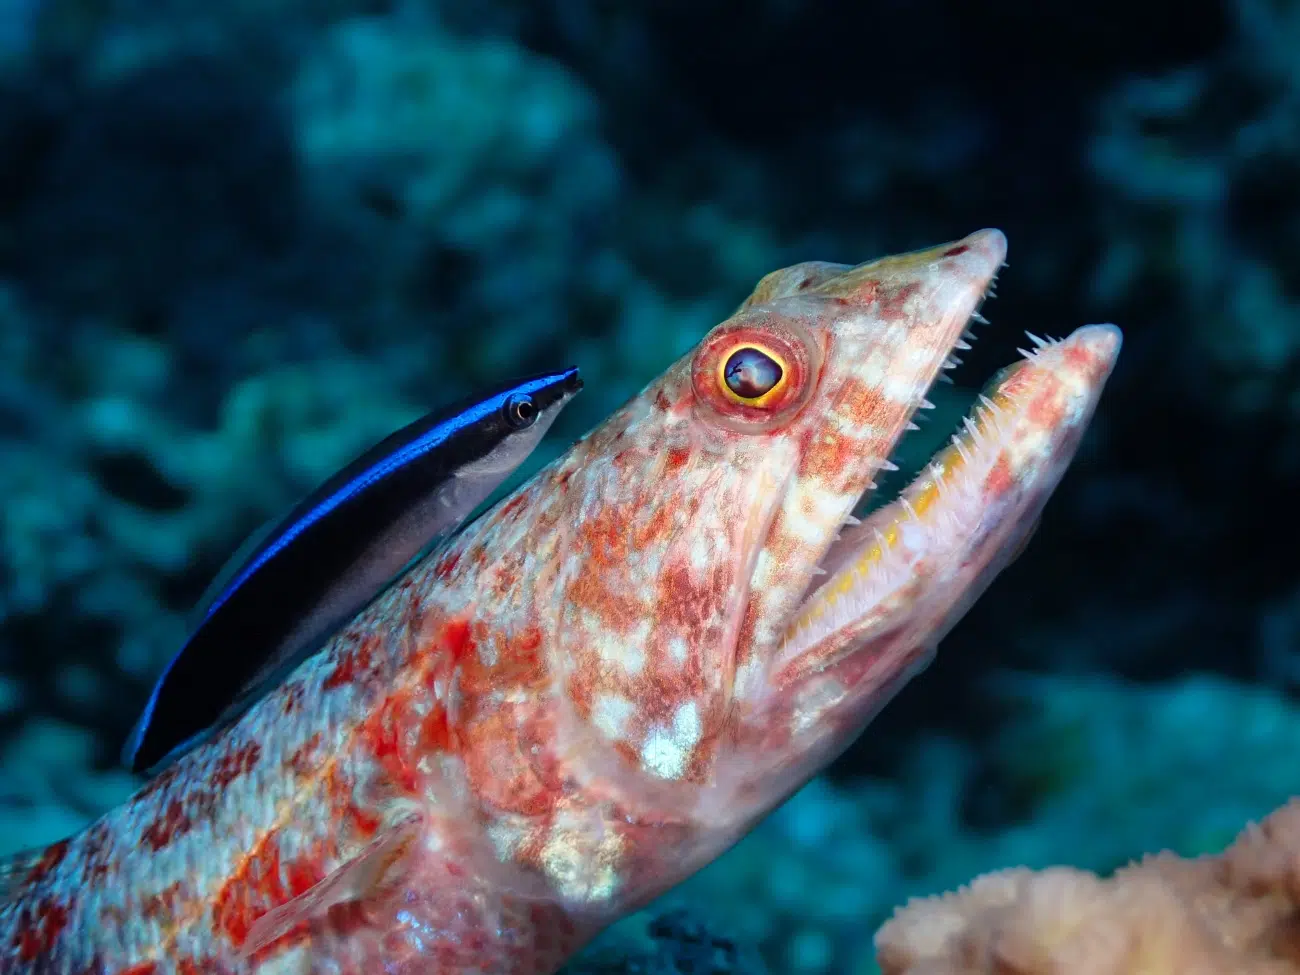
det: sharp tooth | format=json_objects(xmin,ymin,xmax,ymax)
[
  {"xmin": 1025, "ymin": 331, "xmax": 1050, "ymax": 349},
  {"xmin": 1016, "ymin": 347, "xmax": 1034, "ymax": 358},
  {"xmin": 905, "ymin": 421, "xmax": 921, "ymax": 431},
  {"xmin": 937, "ymin": 373, "xmax": 955, "ymax": 384},
  {"xmin": 943, "ymin": 355, "xmax": 962, "ymax": 369},
  {"xmin": 962, "ymin": 328, "xmax": 978, "ymax": 341},
  {"xmin": 880, "ymin": 459, "xmax": 900, "ymax": 472},
  {"xmin": 919, "ymin": 398, "xmax": 936, "ymax": 410},
  {"xmin": 842, "ymin": 514, "xmax": 861, "ymax": 526},
  {"xmin": 972, "ymin": 310, "xmax": 990, "ymax": 323},
  {"xmin": 954, "ymin": 338, "xmax": 972, "ymax": 350},
  {"xmin": 978, "ymin": 394, "xmax": 998, "ymax": 411}
]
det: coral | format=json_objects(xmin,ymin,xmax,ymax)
[{"xmin": 875, "ymin": 795, "xmax": 1300, "ymax": 974}]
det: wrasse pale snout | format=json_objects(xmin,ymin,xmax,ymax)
[
  {"xmin": 1, "ymin": 230, "xmax": 1119, "ymax": 975},
  {"xmin": 125, "ymin": 367, "xmax": 582, "ymax": 773}
]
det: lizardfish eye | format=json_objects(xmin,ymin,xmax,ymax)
[
  {"xmin": 504, "ymin": 393, "xmax": 538, "ymax": 429},
  {"xmin": 722, "ymin": 345, "xmax": 785, "ymax": 403}
]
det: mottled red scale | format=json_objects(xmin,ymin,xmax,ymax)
[
  {"xmin": 1063, "ymin": 343, "xmax": 1093, "ymax": 369},
  {"xmin": 22, "ymin": 839, "xmax": 69, "ymax": 884},
  {"xmin": 348, "ymin": 803, "xmax": 382, "ymax": 839},
  {"xmin": 212, "ymin": 825, "xmax": 333, "ymax": 956},
  {"xmin": 141, "ymin": 800, "xmax": 191, "ymax": 853},
  {"xmin": 876, "ymin": 280, "xmax": 920, "ymax": 318},
  {"xmin": 141, "ymin": 882, "xmax": 184, "ymax": 923},
  {"xmin": 211, "ymin": 740, "xmax": 261, "ymax": 789},
  {"xmin": 984, "ymin": 454, "xmax": 1015, "ymax": 496},
  {"xmin": 357, "ymin": 691, "xmax": 424, "ymax": 795},
  {"xmin": 653, "ymin": 562, "xmax": 726, "ymax": 636},
  {"xmin": 566, "ymin": 562, "xmax": 639, "ymax": 637},
  {"xmin": 463, "ymin": 705, "xmax": 565, "ymax": 819},
  {"xmin": 664, "ymin": 445, "xmax": 691, "ymax": 473},
  {"xmin": 433, "ymin": 549, "xmax": 461, "ymax": 580},
  {"xmin": 1026, "ymin": 383, "xmax": 1065, "ymax": 428},
  {"xmin": 288, "ymin": 732, "xmax": 324, "ymax": 777},
  {"xmin": 280, "ymin": 681, "xmax": 306, "ymax": 715},
  {"xmin": 461, "ymin": 623, "xmax": 546, "ymax": 698},
  {"xmin": 11, "ymin": 897, "xmax": 69, "ymax": 960},
  {"xmin": 323, "ymin": 629, "xmax": 379, "ymax": 690}
]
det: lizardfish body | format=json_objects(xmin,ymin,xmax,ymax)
[
  {"xmin": 124, "ymin": 367, "xmax": 583, "ymax": 774},
  {"xmin": 0, "ymin": 232, "xmax": 1119, "ymax": 975}
]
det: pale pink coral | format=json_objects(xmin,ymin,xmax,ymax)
[{"xmin": 876, "ymin": 798, "xmax": 1300, "ymax": 974}]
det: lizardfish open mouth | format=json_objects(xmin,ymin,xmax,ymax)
[
  {"xmin": 528, "ymin": 228, "xmax": 1116, "ymax": 803},
  {"xmin": 732, "ymin": 229, "xmax": 1120, "ymax": 718}
]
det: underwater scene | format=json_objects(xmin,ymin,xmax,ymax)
[{"xmin": 0, "ymin": 0, "xmax": 1297, "ymax": 972}]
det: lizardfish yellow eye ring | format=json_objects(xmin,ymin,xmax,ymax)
[
  {"xmin": 691, "ymin": 312, "xmax": 821, "ymax": 432},
  {"xmin": 717, "ymin": 343, "xmax": 788, "ymax": 406}
]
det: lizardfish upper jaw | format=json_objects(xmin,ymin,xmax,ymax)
[{"xmin": 738, "ymin": 229, "xmax": 1007, "ymax": 665}]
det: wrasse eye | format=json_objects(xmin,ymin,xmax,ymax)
[
  {"xmin": 721, "ymin": 345, "xmax": 786, "ymax": 405},
  {"xmin": 504, "ymin": 393, "xmax": 538, "ymax": 429}
]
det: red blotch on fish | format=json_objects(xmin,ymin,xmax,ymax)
[
  {"xmin": 434, "ymin": 549, "xmax": 461, "ymax": 581},
  {"xmin": 11, "ymin": 897, "xmax": 69, "ymax": 961},
  {"xmin": 22, "ymin": 839, "xmax": 69, "ymax": 885},
  {"xmin": 142, "ymin": 799, "xmax": 191, "ymax": 853},
  {"xmin": 281, "ymin": 681, "xmax": 306, "ymax": 716},
  {"xmin": 323, "ymin": 630, "xmax": 379, "ymax": 690},
  {"xmin": 212, "ymin": 740, "xmax": 262, "ymax": 789},
  {"xmin": 984, "ymin": 455, "xmax": 1014, "ymax": 496}
]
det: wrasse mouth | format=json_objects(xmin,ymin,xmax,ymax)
[{"xmin": 779, "ymin": 321, "xmax": 1122, "ymax": 668}]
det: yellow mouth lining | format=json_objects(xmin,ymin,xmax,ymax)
[{"xmin": 790, "ymin": 386, "xmax": 1016, "ymax": 633}]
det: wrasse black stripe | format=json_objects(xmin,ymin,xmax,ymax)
[{"xmin": 124, "ymin": 367, "xmax": 582, "ymax": 774}]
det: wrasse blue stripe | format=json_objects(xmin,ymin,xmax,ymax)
[
  {"xmin": 125, "ymin": 367, "xmax": 582, "ymax": 774},
  {"xmin": 203, "ymin": 372, "xmax": 570, "ymax": 624}
]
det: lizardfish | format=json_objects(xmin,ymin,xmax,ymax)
[
  {"xmin": 123, "ymin": 367, "xmax": 583, "ymax": 774},
  {"xmin": 0, "ymin": 231, "xmax": 1119, "ymax": 975}
]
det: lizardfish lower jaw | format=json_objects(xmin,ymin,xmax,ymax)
[{"xmin": 766, "ymin": 323, "xmax": 1121, "ymax": 730}]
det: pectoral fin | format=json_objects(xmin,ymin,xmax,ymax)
[{"xmin": 240, "ymin": 813, "xmax": 424, "ymax": 958}]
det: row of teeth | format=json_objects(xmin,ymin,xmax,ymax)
[{"xmin": 807, "ymin": 285, "xmax": 1061, "ymax": 578}]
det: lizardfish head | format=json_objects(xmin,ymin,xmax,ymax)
[{"xmin": 511, "ymin": 229, "xmax": 1118, "ymax": 816}]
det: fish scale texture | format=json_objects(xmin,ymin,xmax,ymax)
[{"xmin": 0, "ymin": 231, "xmax": 1118, "ymax": 974}]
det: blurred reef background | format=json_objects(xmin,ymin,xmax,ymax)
[{"xmin": 0, "ymin": 0, "xmax": 1297, "ymax": 972}]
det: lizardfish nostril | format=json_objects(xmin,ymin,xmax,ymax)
[{"xmin": 123, "ymin": 366, "xmax": 583, "ymax": 774}]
